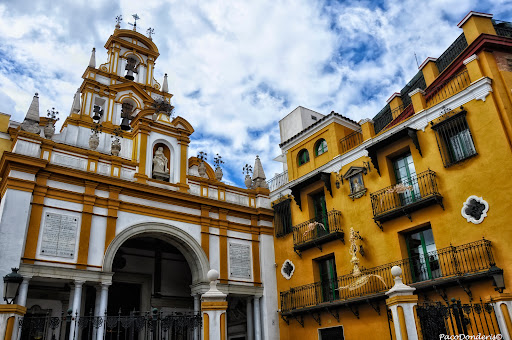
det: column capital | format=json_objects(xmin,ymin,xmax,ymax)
[{"xmin": 73, "ymin": 280, "xmax": 86, "ymax": 287}]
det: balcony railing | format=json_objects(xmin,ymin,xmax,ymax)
[
  {"xmin": 340, "ymin": 129, "xmax": 363, "ymax": 154},
  {"xmin": 292, "ymin": 210, "xmax": 343, "ymax": 254},
  {"xmin": 370, "ymin": 170, "xmax": 443, "ymax": 227},
  {"xmin": 267, "ymin": 170, "xmax": 288, "ymax": 192},
  {"xmin": 425, "ymin": 68, "xmax": 471, "ymax": 108},
  {"xmin": 280, "ymin": 239, "xmax": 497, "ymax": 314}
]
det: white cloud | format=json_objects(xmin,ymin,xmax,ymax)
[{"xmin": 0, "ymin": 0, "xmax": 510, "ymax": 185}]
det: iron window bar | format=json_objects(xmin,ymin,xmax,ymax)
[
  {"xmin": 431, "ymin": 108, "xmax": 477, "ymax": 167},
  {"xmin": 273, "ymin": 197, "xmax": 293, "ymax": 238}
]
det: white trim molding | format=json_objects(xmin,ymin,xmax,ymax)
[
  {"xmin": 461, "ymin": 195, "xmax": 489, "ymax": 224},
  {"xmin": 463, "ymin": 54, "xmax": 479, "ymax": 65}
]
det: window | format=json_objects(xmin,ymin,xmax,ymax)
[
  {"xmin": 315, "ymin": 139, "xmax": 328, "ymax": 156},
  {"xmin": 298, "ymin": 149, "xmax": 310, "ymax": 166},
  {"xmin": 311, "ymin": 192, "xmax": 329, "ymax": 233},
  {"xmin": 393, "ymin": 153, "xmax": 421, "ymax": 206},
  {"xmin": 317, "ymin": 256, "xmax": 338, "ymax": 302},
  {"xmin": 319, "ymin": 326, "xmax": 344, "ymax": 340},
  {"xmin": 404, "ymin": 227, "xmax": 440, "ymax": 282},
  {"xmin": 273, "ymin": 198, "xmax": 292, "ymax": 237},
  {"xmin": 431, "ymin": 109, "xmax": 477, "ymax": 167}
]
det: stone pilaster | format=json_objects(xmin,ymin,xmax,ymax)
[{"xmin": 201, "ymin": 269, "xmax": 228, "ymax": 340}]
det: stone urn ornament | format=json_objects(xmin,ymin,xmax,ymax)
[
  {"xmin": 111, "ymin": 128, "xmax": 122, "ymax": 156},
  {"xmin": 213, "ymin": 154, "xmax": 224, "ymax": 181},
  {"xmin": 197, "ymin": 151, "xmax": 208, "ymax": 178},
  {"xmin": 243, "ymin": 164, "xmax": 253, "ymax": 189},
  {"xmin": 44, "ymin": 108, "xmax": 59, "ymax": 139},
  {"xmin": 89, "ymin": 123, "xmax": 102, "ymax": 150}
]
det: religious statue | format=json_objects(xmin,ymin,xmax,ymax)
[
  {"xmin": 125, "ymin": 58, "xmax": 138, "ymax": 80},
  {"xmin": 152, "ymin": 147, "xmax": 169, "ymax": 181}
]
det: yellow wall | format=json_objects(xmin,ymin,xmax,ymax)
[{"xmin": 274, "ymin": 14, "xmax": 512, "ymax": 339}]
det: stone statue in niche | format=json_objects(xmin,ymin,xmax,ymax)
[
  {"xmin": 125, "ymin": 58, "xmax": 138, "ymax": 80},
  {"xmin": 152, "ymin": 147, "xmax": 170, "ymax": 181},
  {"xmin": 342, "ymin": 166, "xmax": 368, "ymax": 200}
]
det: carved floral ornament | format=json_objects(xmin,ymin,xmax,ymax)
[
  {"xmin": 281, "ymin": 260, "xmax": 295, "ymax": 280},
  {"xmin": 461, "ymin": 195, "xmax": 489, "ymax": 224}
]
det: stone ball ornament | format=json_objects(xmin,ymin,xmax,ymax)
[
  {"xmin": 391, "ymin": 265, "xmax": 402, "ymax": 278},
  {"xmin": 461, "ymin": 195, "xmax": 489, "ymax": 224},
  {"xmin": 207, "ymin": 269, "xmax": 219, "ymax": 282}
]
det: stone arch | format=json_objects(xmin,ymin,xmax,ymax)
[{"xmin": 103, "ymin": 222, "xmax": 210, "ymax": 285}]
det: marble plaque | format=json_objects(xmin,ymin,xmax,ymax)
[
  {"xmin": 40, "ymin": 213, "xmax": 79, "ymax": 258},
  {"xmin": 229, "ymin": 243, "xmax": 251, "ymax": 279}
]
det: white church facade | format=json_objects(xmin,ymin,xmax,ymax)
[{"xmin": 0, "ymin": 25, "xmax": 278, "ymax": 340}]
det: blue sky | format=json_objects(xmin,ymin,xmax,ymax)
[{"xmin": 0, "ymin": 0, "xmax": 511, "ymax": 187}]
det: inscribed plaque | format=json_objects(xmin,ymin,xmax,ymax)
[
  {"xmin": 40, "ymin": 212, "xmax": 78, "ymax": 259},
  {"xmin": 229, "ymin": 243, "xmax": 252, "ymax": 279}
]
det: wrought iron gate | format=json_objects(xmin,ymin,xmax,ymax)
[
  {"xmin": 18, "ymin": 310, "xmax": 202, "ymax": 340},
  {"xmin": 416, "ymin": 298, "xmax": 501, "ymax": 340}
]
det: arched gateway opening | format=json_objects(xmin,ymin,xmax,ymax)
[{"xmin": 100, "ymin": 223, "xmax": 209, "ymax": 339}]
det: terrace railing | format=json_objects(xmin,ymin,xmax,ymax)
[
  {"xmin": 292, "ymin": 210, "xmax": 343, "ymax": 253},
  {"xmin": 267, "ymin": 170, "xmax": 288, "ymax": 192},
  {"xmin": 494, "ymin": 20, "xmax": 512, "ymax": 38},
  {"xmin": 280, "ymin": 239, "xmax": 496, "ymax": 313},
  {"xmin": 340, "ymin": 129, "xmax": 363, "ymax": 154},
  {"xmin": 370, "ymin": 169, "xmax": 443, "ymax": 226},
  {"xmin": 18, "ymin": 310, "xmax": 202, "ymax": 340},
  {"xmin": 436, "ymin": 33, "xmax": 468, "ymax": 73},
  {"xmin": 425, "ymin": 68, "xmax": 471, "ymax": 108}
]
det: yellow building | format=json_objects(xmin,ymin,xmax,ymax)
[
  {"xmin": 0, "ymin": 24, "xmax": 279, "ymax": 340},
  {"xmin": 270, "ymin": 11, "xmax": 512, "ymax": 340}
]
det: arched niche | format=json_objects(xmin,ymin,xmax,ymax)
[
  {"xmin": 149, "ymin": 139, "xmax": 176, "ymax": 183},
  {"xmin": 152, "ymin": 142, "xmax": 171, "ymax": 181},
  {"xmin": 103, "ymin": 222, "xmax": 210, "ymax": 285}
]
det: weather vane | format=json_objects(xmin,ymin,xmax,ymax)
[
  {"xmin": 115, "ymin": 15, "xmax": 122, "ymax": 29},
  {"xmin": 147, "ymin": 27, "xmax": 155, "ymax": 40},
  {"xmin": 128, "ymin": 14, "xmax": 140, "ymax": 31}
]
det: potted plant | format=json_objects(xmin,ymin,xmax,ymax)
[
  {"xmin": 213, "ymin": 154, "xmax": 224, "ymax": 181},
  {"xmin": 197, "ymin": 151, "xmax": 207, "ymax": 178},
  {"xmin": 243, "ymin": 164, "xmax": 253, "ymax": 189},
  {"xmin": 89, "ymin": 123, "xmax": 102, "ymax": 150},
  {"xmin": 111, "ymin": 128, "xmax": 122, "ymax": 156}
]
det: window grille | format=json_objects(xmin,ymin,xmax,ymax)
[
  {"xmin": 431, "ymin": 109, "xmax": 477, "ymax": 167},
  {"xmin": 273, "ymin": 198, "xmax": 292, "ymax": 237}
]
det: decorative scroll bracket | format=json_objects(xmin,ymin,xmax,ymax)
[
  {"xmin": 311, "ymin": 312, "xmax": 321, "ymax": 325},
  {"xmin": 325, "ymin": 308, "xmax": 339, "ymax": 322},
  {"xmin": 456, "ymin": 279, "xmax": 473, "ymax": 301},
  {"xmin": 346, "ymin": 304, "xmax": 359, "ymax": 319},
  {"xmin": 366, "ymin": 299, "xmax": 381, "ymax": 315}
]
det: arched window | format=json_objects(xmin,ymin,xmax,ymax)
[
  {"xmin": 315, "ymin": 139, "xmax": 328, "ymax": 156},
  {"xmin": 298, "ymin": 149, "xmax": 310, "ymax": 166}
]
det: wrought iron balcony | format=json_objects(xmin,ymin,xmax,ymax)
[
  {"xmin": 339, "ymin": 129, "xmax": 363, "ymax": 154},
  {"xmin": 370, "ymin": 170, "xmax": 443, "ymax": 229},
  {"xmin": 267, "ymin": 170, "xmax": 288, "ymax": 192},
  {"xmin": 292, "ymin": 210, "xmax": 343, "ymax": 255},
  {"xmin": 280, "ymin": 239, "xmax": 501, "ymax": 315}
]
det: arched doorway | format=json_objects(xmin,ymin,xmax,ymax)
[{"xmin": 101, "ymin": 223, "xmax": 209, "ymax": 339}]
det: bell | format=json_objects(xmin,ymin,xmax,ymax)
[
  {"xmin": 92, "ymin": 105, "xmax": 103, "ymax": 121},
  {"xmin": 120, "ymin": 117, "xmax": 131, "ymax": 131}
]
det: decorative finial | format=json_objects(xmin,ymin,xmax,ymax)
[
  {"xmin": 252, "ymin": 155, "xmax": 268, "ymax": 189},
  {"xmin": 21, "ymin": 93, "xmax": 41, "ymax": 134},
  {"xmin": 147, "ymin": 27, "xmax": 155, "ymax": 40},
  {"xmin": 70, "ymin": 89, "xmax": 81, "ymax": 115},
  {"xmin": 162, "ymin": 73, "xmax": 168, "ymax": 93},
  {"xmin": 89, "ymin": 48, "xmax": 96, "ymax": 68},
  {"xmin": 128, "ymin": 14, "xmax": 140, "ymax": 31},
  {"xmin": 115, "ymin": 15, "xmax": 122, "ymax": 29}
]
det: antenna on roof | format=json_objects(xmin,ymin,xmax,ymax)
[{"xmin": 414, "ymin": 52, "xmax": 420, "ymax": 68}]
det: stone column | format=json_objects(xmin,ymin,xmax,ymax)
[
  {"xmin": 246, "ymin": 297, "xmax": 254, "ymax": 340},
  {"xmin": 0, "ymin": 305, "xmax": 26, "ymax": 340},
  {"xmin": 96, "ymin": 283, "xmax": 110, "ymax": 340},
  {"xmin": 253, "ymin": 296, "xmax": 261, "ymax": 340},
  {"xmin": 193, "ymin": 294, "xmax": 201, "ymax": 340},
  {"xmin": 92, "ymin": 285, "xmax": 103, "ymax": 340},
  {"xmin": 69, "ymin": 281, "xmax": 85, "ymax": 340},
  {"xmin": 12, "ymin": 276, "xmax": 31, "ymax": 340},
  {"xmin": 385, "ymin": 266, "xmax": 419, "ymax": 340},
  {"xmin": 201, "ymin": 270, "xmax": 228, "ymax": 340},
  {"xmin": 488, "ymin": 293, "xmax": 512, "ymax": 340}
]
